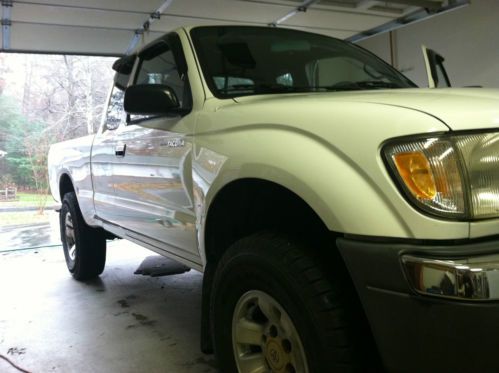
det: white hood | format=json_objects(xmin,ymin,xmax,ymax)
[
  {"xmin": 317, "ymin": 88, "xmax": 499, "ymax": 131},
  {"xmin": 235, "ymin": 88, "xmax": 499, "ymax": 131}
]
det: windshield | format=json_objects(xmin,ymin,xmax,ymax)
[{"xmin": 190, "ymin": 26, "xmax": 416, "ymax": 98}]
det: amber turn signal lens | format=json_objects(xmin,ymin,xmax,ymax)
[{"xmin": 393, "ymin": 152, "xmax": 436, "ymax": 200}]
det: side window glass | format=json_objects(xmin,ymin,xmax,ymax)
[
  {"xmin": 105, "ymin": 55, "xmax": 135, "ymax": 131},
  {"xmin": 213, "ymin": 76, "xmax": 254, "ymax": 94},
  {"xmin": 131, "ymin": 41, "xmax": 191, "ymax": 122},
  {"xmin": 307, "ymin": 57, "xmax": 381, "ymax": 87},
  {"xmin": 276, "ymin": 73, "xmax": 293, "ymax": 86},
  {"xmin": 105, "ymin": 85, "xmax": 125, "ymax": 131}
]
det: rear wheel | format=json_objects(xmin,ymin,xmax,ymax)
[
  {"xmin": 60, "ymin": 192, "xmax": 106, "ymax": 280},
  {"xmin": 211, "ymin": 232, "xmax": 365, "ymax": 373}
]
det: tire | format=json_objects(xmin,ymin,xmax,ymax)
[
  {"xmin": 211, "ymin": 232, "xmax": 366, "ymax": 373},
  {"xmin": 60, "ymin": 192, "xmax": 106, "ymax": 281}
]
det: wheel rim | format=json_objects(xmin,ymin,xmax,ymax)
[
  {"xmin": 232, "ymin": 290, "xmax": 309, "ymax": 373},
  {"xmin": 64, "ymin": 211, "xmax": 76, "ymax": 261}
]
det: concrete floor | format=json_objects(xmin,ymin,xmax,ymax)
[{"xmin": 0, "ymin": 240, "xmax": 218, "ymax": 373}]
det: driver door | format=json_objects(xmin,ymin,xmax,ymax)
[{"xmin": 111, "ymin": 35, "xmax": 199, "ymax": 265}]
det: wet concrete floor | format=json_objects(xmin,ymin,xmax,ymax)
[
  {"xmin": 0, "ymin": 211, "xmax": 60, "ymax": 252},
  {"xmin": 0, "ymin": 240, "xmax": 217, "ymax": 373}
]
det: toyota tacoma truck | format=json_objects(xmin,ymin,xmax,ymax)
[{"xmin": 48, "ymin": 25, "xmax": 499, "ymax": 372}]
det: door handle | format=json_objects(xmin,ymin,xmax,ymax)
[{"xmin": 115, "ymin": 144, "xmax": 126, "ymax": 157}]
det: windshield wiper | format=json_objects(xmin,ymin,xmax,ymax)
[
  {"xmin": 254, "ymin": 84, "xmax": 318, "ymax": 94},
  {"xmin": 223, "ymin": 84, "xmax": 319, "ymax": 94},
  {"xmin": 224, "ymin": 81, "xmax": 404, "ymax": 95},
  {"xmin": 324, "ymin": 80, "xmax": 404, "ymax": 91}
]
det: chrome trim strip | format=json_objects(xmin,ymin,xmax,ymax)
[{"xmin": 402, "ymin": 254, "xmax": 499, "ymax": 301}]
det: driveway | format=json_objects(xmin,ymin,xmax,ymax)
[{"xmin": 0, "ymin": 210, "xmax": 60, "ymax": 252}]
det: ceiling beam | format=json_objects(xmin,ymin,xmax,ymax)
[{"xmin": 239, "ymin": 0, "xmax": 394, "ymax": 18}]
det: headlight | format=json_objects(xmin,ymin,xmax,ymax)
[{"xmin": 383, "ymin": 131, "xmax": 499, "ymax": 220}]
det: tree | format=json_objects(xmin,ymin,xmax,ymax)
[
  {"xmin": 0, "ymin": 96, "xmax": 49, "ymax": 207},
  {"xmin": 0, "ymin": 53, "xmax": 115, "ymax": 211},
  {"xmin": 0, "ymin": 96, "xmax": 33, "ymax": 187},
  {"xmin": 20, "ymin": 54, "xmax": 113, "ymax": 141}
]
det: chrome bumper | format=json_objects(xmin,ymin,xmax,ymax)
[{"xmin": 402, "ymin": 254, "xmax": 499, "ymax": 301}]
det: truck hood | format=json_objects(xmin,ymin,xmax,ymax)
[{"xmin": 234, "ymin": 88, "xmax": 499, "ymax": 131}]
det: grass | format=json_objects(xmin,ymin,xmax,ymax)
[
  {"xmin": 0, "ymin": 192, "xmax": 58, "ymax": 228},
  {"xmin": 0, "ymin": 192, "xmax": 57, "ymax": 208},
  {"xmin": 18, "ymin": 192, "xmax": 51, "ymax": 203},
  {"xmin": 0, "ymin": 211, "xmax": 52, "ymax": 227}
]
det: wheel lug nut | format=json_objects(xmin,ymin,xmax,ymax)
[
  {"xmin": 282, "ymin": 339, "xmax": 292, "ymax": 353},
  {"xmin": 269, "ymin": 325, "xmax": 278, "ymax": 337}
]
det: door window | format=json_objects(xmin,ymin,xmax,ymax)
[
  {"xmin": 104, "ymin": 71, "xmax": 130, "ymax": 132},
  {"xmin": 105, "ymin": 85, "xmax": 126, "ymax": 131},
  {"xmin": 308, "ymin": 56, "xmax": 385, "ymax": 87},
  {"xmin": 133, "ymin": 39, "xmax": 191, "ymax": 121}
]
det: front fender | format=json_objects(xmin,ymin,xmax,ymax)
[
  {"xmin": 195, "ymin": 128, "xmax": 411, "ymax": 237},
  {"xmin": 194, "ymin": 102, "xmax": 470, "ymax": 248}
]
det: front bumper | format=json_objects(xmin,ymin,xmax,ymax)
[{"xmin": 337, "ymin": 237, "xmax": 499, "ymax": 372}]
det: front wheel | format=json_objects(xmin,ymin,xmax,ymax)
[
  {"xmin": 211, "ymin": 232, "xmax": 365, "ymax": 373},
  {"xmin": 60, "ymin": 192, "xmax": 106, "ymax": 280},
  {"xmin": 232, "ymin": 289, "xmax": 309, "ymax": 373}
]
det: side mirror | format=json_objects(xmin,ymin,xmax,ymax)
[{"xmin": 124, "ymin": 84, "xmax": 180, "ymax": 115}]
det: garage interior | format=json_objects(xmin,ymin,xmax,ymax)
[
  {"xmin": 1, "ymin": 0, "xmax": 497, "ymax": 372},
  {"xmin": 2, "ymin": 0, "xmax": 469, "ymax": 55}
]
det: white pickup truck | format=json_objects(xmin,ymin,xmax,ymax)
[{"xmin": 48, "ymin": 25, "xmax": 499, "ymax": 372}]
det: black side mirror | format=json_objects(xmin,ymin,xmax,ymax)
[
  {"xmin": 112, "ymin": 54, "xmax": 136, "ymax": 74},
  {"xmin": 124, "ymin": 84, "xmax": 180, "ymax": 115}
]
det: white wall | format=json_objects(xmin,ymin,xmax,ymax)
[
  {"xmin": 358, "ymin": 32, "xmax": 392, "ymax": 65},
  {"xmin": 357, "ymin": 0, "xmax": 499, "ymax": 88}
]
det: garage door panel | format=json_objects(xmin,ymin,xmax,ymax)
[
  {"xmin": 13, "ymin": 0, "xmax": 165, "ymax": 14},
  {"xmin": 12, "ymin": 3, "xmax": 146, "ymax": 31},
  {"xmin": 279, "ymin": 26, "xmax": 356, "ymax": 39},
  {"xmin": 1, "ymin": 0, "xmax": 468, "ymax": 56},
  {"xmin": 166, "ymin": 0, "xmax": 294, "ymax": 24},
  {"xmin": 150, "ymin": 17, "xmax": 253, "ymax": 34},
  {"xmin": 9, "ymin": 23, "xmax": 135, "ymax": 55},
  {"xmin": 282, "ymin": 8, "xmax": 390, "ymax": 32}
]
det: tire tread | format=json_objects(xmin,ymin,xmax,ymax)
[
  {"xmin": 60, "ymin": 192, "xmax": 106, "ymax": 281},
  {"xmin": 211, "ymin": 231, "xmax": 367, "ymax": 372}
]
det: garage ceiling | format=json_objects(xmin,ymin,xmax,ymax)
[{"xmin": 1, "ymin": 0, "xmax": 468, "ymax": 56}]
